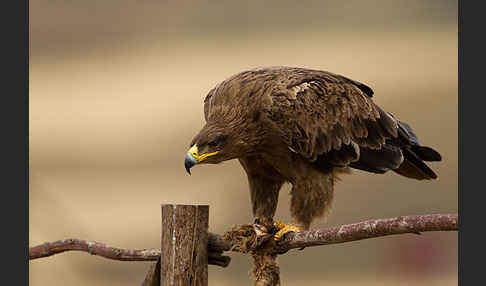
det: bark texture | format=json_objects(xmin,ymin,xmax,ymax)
[{"xmin": 160, "ymin": 204, "xmax": 209, "ymax": 286}]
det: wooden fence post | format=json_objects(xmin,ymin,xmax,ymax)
[{"xmin": 160, "ymin": 204, "xmax": 209, "ymax": 286}]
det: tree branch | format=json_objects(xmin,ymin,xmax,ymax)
[
  {"xmin": 29, "ymin": 236, "xmax": 231, "ymax": 267},
  {"xmin": 29, "ymin": 238, "xmax": 161, "ymax": 261},
  {"xmin": 29, "ymin": 213, "xmax": 457, "ymax": 271},
  {"xmin": 275, "ymin": 213, "xmax": 458, "ymax": 252}
]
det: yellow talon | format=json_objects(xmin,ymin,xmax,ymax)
[{"xmin": 273, "ymin": 221, "xmax": 302, "ymax": 241}]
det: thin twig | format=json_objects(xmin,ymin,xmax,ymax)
[
  {"xmin": 29, "ymin": 238, "xmax": 160, "ymax": 261},
  {"xmin": 29, "ymin": 236, "xmax": 231, "ymax": 267}
]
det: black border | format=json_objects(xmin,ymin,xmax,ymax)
[
  {"xmin": 2, "ymin": 0, "xmax": 29, "ymax": 284},
  {"xmin": 459, "ymin": 0, "xmax": 482, "ymax": 285}
]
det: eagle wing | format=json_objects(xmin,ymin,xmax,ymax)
[
  {"xmin": 201, "ymin": 67, "xmax": 440, "ymax": 178},
  {"xmin": 266, "ymin": 68, "xmax": 400, "ymax": 167}
]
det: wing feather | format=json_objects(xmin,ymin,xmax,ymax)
[{"xmin": 267, "ymin": 68, "xmax": 398, "ymax": 162}]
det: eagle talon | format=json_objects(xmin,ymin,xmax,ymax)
[{"xmin": 273, "ymin": 221, "xmax": 302, "ymax": 241}]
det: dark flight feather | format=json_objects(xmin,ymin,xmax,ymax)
[
  {"xmin": 348, "ymin": 143, "xmax": 403, "ymax": 174},
  {"xmin": 350, "ymin": 119, "xmax": 440, "ymax": 180}
]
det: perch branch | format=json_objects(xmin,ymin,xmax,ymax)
[
  {"xmin": 275, "ymin": 213, "xmax": 458, "ymax": 252},
  {"xmin": 29, "ymin": 214, "xmax": 456, "ymax": 271}
]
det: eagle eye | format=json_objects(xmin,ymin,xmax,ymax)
[{"xmin": 208, "ymin": 135, "xmax": 227, "ymax": 148}]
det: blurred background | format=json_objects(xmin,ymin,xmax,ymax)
[{"xmin": 29, "ymin": 0, "xmax": 457, "ymax": 285}]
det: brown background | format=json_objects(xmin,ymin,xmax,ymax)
[{"xmin": 30, "ymin": 1, "xmax": 457, "ymax": 285}]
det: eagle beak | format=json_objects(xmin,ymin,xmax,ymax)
[
  {"xmin": 185, "ymin": 153, "xmax": 197, "ymax": 175},
  {"xmin": 184, "ymin": 144, "xmax": 219, "ymax": 174}
]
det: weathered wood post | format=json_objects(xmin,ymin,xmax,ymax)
[{"xmin": 160, "ymin": 204, "xmax": 209, "ymax": 286}]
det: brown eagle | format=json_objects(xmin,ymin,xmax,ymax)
[{"xmin": 184, "ymin": 66, "xmax": 441, "ymax": 238}]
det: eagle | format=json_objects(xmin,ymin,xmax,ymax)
[{"xmin": 184, "ymin": 66, "xmax": 441, "ymax": 239}]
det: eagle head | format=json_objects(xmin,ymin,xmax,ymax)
[
  {"xmin": 184, "ymin": 116, "xmax": 261, "ymax": 174},
  {"xmin": 184, "ymin": 124, "xmax": 236, "ymax": 174}
]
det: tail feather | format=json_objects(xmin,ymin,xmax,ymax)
[
  {"xmin": 391, "ymin": 119, "xmax": 441, "ymax": 180},
  {"xmin": 392, "ymin": 147, "xmax": 438, "ymax": 180},
  {"xmin": 410, "ymin": 145, "xmax": 442, "ymax": 162}
]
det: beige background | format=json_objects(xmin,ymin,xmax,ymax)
[{"xmin": 30, "ymin": 1, "xmax": 458, "ymax": 285}]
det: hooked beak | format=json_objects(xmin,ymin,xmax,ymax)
[{"xmin": 184, "ymin": 144, "xmax": 219, "ymax": 175}]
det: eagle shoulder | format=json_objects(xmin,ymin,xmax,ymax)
[{"xmin": 203, "ymin": 87, "xmax": 216, "ymax": 122}]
